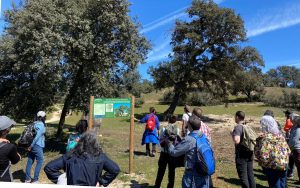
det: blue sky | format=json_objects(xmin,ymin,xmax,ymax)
[{"xmin": 1, "ymin": 0, "xmax": 300, "ymax": 79}]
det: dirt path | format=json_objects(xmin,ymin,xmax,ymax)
[{"xmin": 45, "ymin": 110, "xmax": 62, "ymax": 123}]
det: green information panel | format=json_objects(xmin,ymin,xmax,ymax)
[{"xmin": 93, "ymin": 98, "xmax": 131, "ymax": 118}]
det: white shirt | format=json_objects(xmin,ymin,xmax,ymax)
[{"xmin": 182, "ymin": 112, "xmax": 192, "ymax": 122}]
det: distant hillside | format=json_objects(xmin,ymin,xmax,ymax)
[{"xmin": 264, "ymin": 87, "xmax": 300, "ymax": 97}]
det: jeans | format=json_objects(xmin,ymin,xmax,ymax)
[
  {"xmin": 25, "ymin": 145, "xmax": 44, "ymax": 182},
  {"xmin": 263, "ymin": 168, "xmax": 287, "ymax": 188},
  {"xmin": 154, "ymin": 152, "xmax": 175, "ymax": 188},
  {"xmin": 292, "ymin": 149, "xmax": 300, "ymax": 181},
  {"xmin": 182, "ymin": 171, "xmax": 209, "ymax": 188},
  {"xmin": 236, "ymin": 157, "xmax": 256, "ymax": 188}
]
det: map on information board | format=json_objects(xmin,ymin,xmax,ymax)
[{"xmin": 93, "ymin": 98, "xmax": 131, "ymax": 118}]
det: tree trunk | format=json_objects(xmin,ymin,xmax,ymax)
[
  {"xmin": 163, "ymin": 85, "xmax": 182, "ymax": 120},
  {"xmin": 246, "ymin": 91, "xmax": 252, "ymax": 102},
  {"xmin": 56, "ymin": 66, "xmax": 84, "ymax": 138}
]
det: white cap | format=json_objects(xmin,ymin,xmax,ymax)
[{"xmin": 37, "ymin": 111, "xmax": 46, "ymax": 118}]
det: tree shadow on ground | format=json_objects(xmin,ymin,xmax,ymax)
[
  {"xmin": 12, "ymin": 169, "xmax": 26, "ymax": 182},
  {"xmin": 218, "ymin": 177, "xmax": 241, "ymax": 187},
  {"xmin": 253, "ymin": 168, "xmax": 268, "ymax": 182},
  {"xmin": 124, "ymin": 149, "xmax": 148, "ymax": 156},
  {"xmin": 201, "ymin": 115, "xmax": 227, "ymax": 124},
  {"xmin": 130, "ymin": 180, "xmax": 153, "ymax": 188},
  {"xmin": 218, "ymin": 174, "xmax": 268, "ymax": 188},
  {"xmin": 44, "ymin": 139, "xmax": 67, "ymax": 154}
]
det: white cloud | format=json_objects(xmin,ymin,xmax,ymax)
[
  {"xmin": 145, "ymin": 0, "xmax": 225, "ymax": 62},
  {"xmin": 141, "ymin": 12, "xmax": 186, "ymax": 34},
  {"xmin": 143, "ymin": 6, "xmax": 189, "ymax": 29},
  {"xmin": 141, "ymin": 0, "xmax": 225, "ymax": 34},
  {"xmin": 147, "ymin": 51, "xmax": 171, "ymax": 63},
  {"xmin": 247, "ymin": 3, "xmax": 300, "ymax": 37}
]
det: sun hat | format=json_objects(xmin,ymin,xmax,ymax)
[{"xmin": 0, "ymin": 116, "xmax": 16, "ymax": 131}]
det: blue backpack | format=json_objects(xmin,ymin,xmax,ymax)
[{"xmin": 190, "ymin": 132, "xmax": 215, "ymax": 176}]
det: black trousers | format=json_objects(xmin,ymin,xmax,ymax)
[
  {"xmin": 154, "ymin": 152, "xmax": 175, "ymax": 188},
  {"xmin": 236, "ymin": 157, "xmax": 256, "ymax": 188},
  {"xmin": 287, "ymin": 154, "xmax": 295, "ymax": 176},
  {"xmin": 146, "ymin": 143, "xmax": 156, "ymax": 153}
]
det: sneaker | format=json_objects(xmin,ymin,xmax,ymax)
[
  {"xmin": 287, "ymin": 174, "xmax": 294, "ymax": 179},
  {"xmin": 25, "ymin": 179, "xmax": 31, "ymax": 183},
  {"xmin": 31, "ymin": 181, "xmax": 39, "ymax": 184},
  {"xmin": 146, "ymin": 150, "xmax": 150, "ymax": 156}
]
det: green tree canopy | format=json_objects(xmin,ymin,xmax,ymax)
[
  {"xmin": 231, "ymin": 68, "xmax": 264, "ymax": 102},
  {"xmin": 150, "ymin": 0, "xmax": 264, "ymax": 116},
  {"xmin": 264, "ymin": 66, "xmax": 300, "ymax": 88},
  {"xmin": 0, "ymin": 0, "xmax": 150, "ymax": 137}
]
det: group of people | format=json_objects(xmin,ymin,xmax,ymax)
[
  {"xmin": 0, "ymin": 111, "xmax": 120, "ymax": 186},
  {"xmin": 0, "ymin": 111, "xmax": 47, "ymax": 183},
  {"xmin": 232, "ymin": 109, "xmax": 300, "ymax": 188},
  {"xmin": 139, "ymin": 105, "xmax": 213, "ymax": 188},
  {"xmin": 1, "ymin": 106, "xmax": 300, "ymax": 187}
]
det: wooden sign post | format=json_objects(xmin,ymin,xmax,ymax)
[
  {"xmin": 89, "ymin": 96, "xmax": 135, "ymax": 174},
  {"xmin": 129, "ymin": 96, "xmax": 135, "ymax": 174},
  {"xmin": 89, "ymin": 96, "xmax": 94, "ymax": 129}
]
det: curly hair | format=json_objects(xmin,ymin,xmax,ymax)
[{"xmin": 73, "ymin": 131, "xmax": 102, "ymax": 157}]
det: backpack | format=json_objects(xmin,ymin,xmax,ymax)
[
  {"xmin": 241, "ymin": 124, "xmax": 257, "ymax": 151},
  {"xmin": 18, "ymin": 123, "xmax": 36, "ymax": 147},
  {"xmin": 254, "ymin": 133, "xmax": 290, "ymax": 171},
  {"xmin": 160, "ymin": 124, "xmax": 181, "ymax": 146},
  {"xmin": 146, "ymin": 114, "xmax": 156, "ymax": 131},
  {"xmin": 191, "ymin": 133, "xmax": 215, "ymax": 176},
  {"xmin": 66, "ymin": 133, "xmax": 81, "ymax": 152}
]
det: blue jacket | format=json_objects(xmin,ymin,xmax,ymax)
[
  {"xmin": 289, "ymin": 127, "xmax": 300, "ymax": 150},
  {"xmin": 168, "ymin": 130, "xmax": 200, "ymax": 171},
  {"xmin": 31, "ymin": 121, "xmax": 45, "ymax": 148},
  {"xmin": 44, "ymin": 153, "xmax": 120, "ymax": 186},
  {"xmin": 140, "ymin": 113, "xmax": 160, "ymax": 145}
]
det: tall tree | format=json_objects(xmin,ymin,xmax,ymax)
[
  {"xmin": 231, "ymin": 68, "xmax": 264, "ymax": 101},
  {"xmin": 264, "ymin": 68, "xmax": 280, "ymax": 87},
  {"xmin": 150, "ymin": 0, "xmax": 264, "ymax": 117},
  {"xmin": 0, "ymin": 0, "xmax": 150, "ymax": 138},
  {"xmin": 264, "ymin": 66, "xmax": 300, "ymax": 88}
]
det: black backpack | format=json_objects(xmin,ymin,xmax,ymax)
[{"xmin": 18, "ymin": 123, "xmax": 36, "ymax": 147}]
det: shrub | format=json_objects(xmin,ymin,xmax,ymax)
[
  {"xmin": 160, "ymin": 90, "xmax": 221, "ymax": 106},
  {"xmin": 135, "ymin": 98, "xmax": 144, "ymax": 108},
  {"xmin": 264, "ymin": 89, "xmax": 300, "ymax": 109},
  {"xmin": 188, "ymin": 92, "xmax": 222, "ymax": 106}
]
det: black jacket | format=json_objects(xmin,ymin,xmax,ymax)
[{"xmin": 44, "ymin": 152, "xmax": 120, "ymax": 186}]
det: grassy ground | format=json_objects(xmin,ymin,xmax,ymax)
[{"xmin": 7, "ymin": 100, "xmax": 300, "ymax": 187}]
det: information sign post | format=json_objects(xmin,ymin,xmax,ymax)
[{"xmin": 89, "ymin": 96, "xmax": 135, "ymax": 173}]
